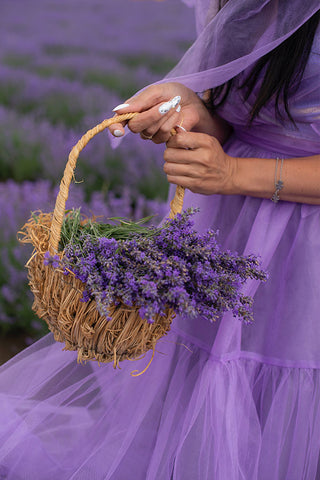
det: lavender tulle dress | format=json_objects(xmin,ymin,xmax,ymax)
[{"xmin": 1, "ymin": 3, "xmax": 320, "ymax": 480}]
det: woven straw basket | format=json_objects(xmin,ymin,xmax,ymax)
[{"xmin": 20, "ymin": 113, "xmax": 185, "ymax": 373}]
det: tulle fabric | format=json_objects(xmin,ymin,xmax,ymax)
[
  {"xmin": 166, "ymin": 0, "xmax": 320, "ymax": 91},
  {"xmin": 1, "ymin": 332, "xmax": 320, "ymax": 480}
]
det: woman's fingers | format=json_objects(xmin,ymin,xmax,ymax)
[
  {"xmin": 109, "ymin": 85, "xmax": 182, "ymax": 138},
  {"xmin": 122, "ymin": 84, "xmax": 181, "ymax": 114},
  {"xmin": 163, "ymin": 161, "xmax": 198, "ymax": 177},
  {"xmin": 163, "ymin": 131, "xmax": 233, "ymax": 195},
  {"xmin": 166, "ymin": 131, "xmax": 213, "ymax": 150},
  {"xmin": 108, "ymin": 102, "xmax": 132, "ymax": 137},
  {"xmin": 163, "ymin": 173, "xmax": 204, "ymax": 194},
  {"xmin": 109, "ymin": 101, "xmax": 181, "ymax": 140},
  {"xmin": 128, "ymin": 97, "xmax": 181, "ymax": 135},
  {"xmin": 140, "ymin": 110, "xmax": 183, "ymax": 144},
  {"xmin": 109, "ymin": 120, "xmax": 127, "ymax": 137}
]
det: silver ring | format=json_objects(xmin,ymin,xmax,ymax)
[{"xmin": 140, "ymin": 132, "xmax": 154, "ymax": 140}]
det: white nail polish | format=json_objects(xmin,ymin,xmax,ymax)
[
  {"xmin": 159, "ymin": 101, "xmax": 172, "ymax": 115},
  {"xmin": 176, "ymin": 105, "xmax": 181, "ymax": 113},
  {"xmin": 176, "ymin": 125, "xmax": 187, "ymax": 132},
  {"xmin": 112, "ymin": 103, "xmax": 130, "ymax": 112},
  {"xmin": 159, "ymin": 95, "xmax": 181, "ymax": 115},
  {"xmin": 113, "ymin": 129, "xmax": 124, "ymax": 137},
  {"xmin": 171, "ymin": 96, "xmax": 181, "ymax": 108}
]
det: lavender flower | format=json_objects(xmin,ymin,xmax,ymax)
[
  {"xmin": 43, "ymin": 251, "xmax": 60, "ymax": 268},
  {"xmin": 61, "ymin": 210, "xmax": 267, "ymax": 324}
]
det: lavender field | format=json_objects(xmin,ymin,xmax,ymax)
[{"xmin": 0, "ymin": 0, "xmax": 195, "ymax": 350}]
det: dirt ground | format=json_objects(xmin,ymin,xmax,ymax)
[{"xmin": 0, "ymin": 334, "xmax": 28, "ymax": 366}]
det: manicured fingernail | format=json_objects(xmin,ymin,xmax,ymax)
[
  {"xmin": 159, "ymin": 95, "xmax": 181, "ymax": 115},
  {"xmin": 112, "ymin": 103, "xmax": 130, "ymax": 112},
  {"xmin": 176, "ymin": 105, "xmax": 181, "ymax": 113},
  {"xmin": 171, "ymin": 96, "xmax": 181, "ymax": 108},
  {"xmin": 113, "ymin": 129, "xmax": 124, "ymax": 137},
  {"xmin": 159, "ymin": 101, "xmax": 172, "ymax": 115}
]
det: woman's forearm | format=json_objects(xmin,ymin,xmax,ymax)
[{"xmin": 231, "ymin": 154, "xmax": 320, "ymax": 204}]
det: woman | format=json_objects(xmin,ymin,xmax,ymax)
[{"xmin": 0, "ymin": 1, "xmax": 320, "ymax": 478}]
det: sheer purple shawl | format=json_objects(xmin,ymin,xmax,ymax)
[{"xmin": 164, "ymin": 0, "xmax": 320, "ymax": 91}]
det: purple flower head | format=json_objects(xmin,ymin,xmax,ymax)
[{"xmin": 43, "ymin": 251, "xmax": 60, "ymax": 268}]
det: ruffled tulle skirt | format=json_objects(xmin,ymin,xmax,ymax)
[{"xmin": 1, "ymin": 330, "xmax": 320, "ymax": 480}]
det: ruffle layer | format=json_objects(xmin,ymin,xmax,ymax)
[{"xmin": 0, "ymin": 332, "xmax": 320, "ymax": 480}]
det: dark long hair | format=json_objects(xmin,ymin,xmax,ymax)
[{"xmin": 208, "ymin": 10, "xmax": 320, "ymax": 124}]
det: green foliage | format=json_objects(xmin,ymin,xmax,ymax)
[
  {"xmin": 42, "ymin": 92, "xmax": 86, "ymax": 128},
  {"xmin": 83, "ymin": 70, "xmax": 139, "ymax": 98},
  {"xmin": 59, "ymin": 208, "xmax": 158, "ymax": 250},
  {"xmin": 137, "ymin": 167, "xmax": 169, "ymax": 201},
  {"xmin": 77, "ymin": 151, "xmax": 126, "ymax": 199},
  {"xmin": 120, "ymin": 53, "xmax": 178, "ymax": 75},
  {"xmin": 3, "ymin": 53, "xmax": 33, "ymax": 68},
  {"xmin": 0, "ymin": 130, "xmax": 44, "ymax": 181},
  {"xmin": 0, "ymin": 240, "xmax": 49, "ymax": 338},
  {"xmin": 43, "ymin": 44, "xmax": 89, "ymax": 56},
  {"xmin": 0, "ymin": 81, "xmax": 23, "ymax": 107}
]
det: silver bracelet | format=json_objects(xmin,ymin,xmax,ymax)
[{"xmin": 271, "ymin": 157, "xmax": 284, "ymax": 203}]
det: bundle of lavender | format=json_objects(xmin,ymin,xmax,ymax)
[{"xmin": 54, "ymin": 208, "xmax": 266, "ymax": 325}]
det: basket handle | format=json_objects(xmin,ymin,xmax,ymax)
[{"xmin": 49, "ymin": 113, "xmax": 185, "ymax": 253}]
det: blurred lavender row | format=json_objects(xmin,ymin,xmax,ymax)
[{"xmin": 0, "ymin": 0, "xmax": 195, "ymax": 340}]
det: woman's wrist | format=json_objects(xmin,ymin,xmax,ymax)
[
  {"xmin": 228, "ymin": 154, "xmax": 320, "ymax": 205},
  {"xmin": 227, "ymin": 155, "xmax": 275, "ymax": 198}
]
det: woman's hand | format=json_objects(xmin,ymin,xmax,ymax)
[
  {"xmin": 164, "ymin": 130, "xmax": 237, "ymax": 195},
  {"xmin": 109, "ymin": 82, "xmax": 225, "ymax": 144}
]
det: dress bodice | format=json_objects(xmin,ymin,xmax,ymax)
[{"xmin": 216, "ymin": 29, "xmax": 320, "ymax": 157}]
